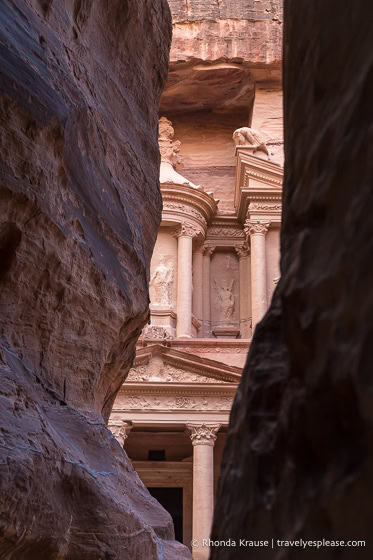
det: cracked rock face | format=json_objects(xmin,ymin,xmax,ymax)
[
  {"xmin": 162, "ymin": 0, "xmax": 283, "ymax": 116},
  {"xmin": 211, "ymin": 1, "xmax": 373, "ymax": 559},
  {"xmin": 0, "ymin": 1, "xmax": 191, "ymax": 558}
]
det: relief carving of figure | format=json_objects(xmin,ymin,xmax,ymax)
[
  {"xmin": 233, "ymin": 127, "xmax": 269, "ymax": 156},
  {"xmin": 150, "ymin": 256, "xmax": 173, "ymax": 307},
  {"xmin": 158, "ymin": 116, "xmax": 201, "ymax": 188},
  {"xmin": 213, "ymin": 279, "xmax": 235, "ymax": 322}
]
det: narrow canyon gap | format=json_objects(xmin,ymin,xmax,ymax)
[
  {"xmin": 211, "ymin": 1, "xmax": 373, "ymax": 560},
  {"xmin": 0, "ymin": 1, "xmax": 191, "ymax": 558}
]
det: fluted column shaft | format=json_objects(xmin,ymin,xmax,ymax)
[
  {"xmin": 186, "ymin": 423, "xmax": 221, "ymax": 560},
  {"xmin": 245, "ymin": 220, "xmax": 271, "ymax": 333}
]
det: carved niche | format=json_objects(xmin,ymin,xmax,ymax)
[
  {"xmin": 210, "ymin": 251, "xmax": 240, "ymax": 330},
  {"xmin": 150, "ymin": 255, "xmax": 174, "ymax": 307}
]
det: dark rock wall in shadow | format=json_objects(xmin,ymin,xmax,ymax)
[
  {"xmin": 0, "ymin": 1, "xmax": 191, "ymax": 558},
  {"xmin": 211, "ymin": 1, "xmax": 373, "ymax": 559}
]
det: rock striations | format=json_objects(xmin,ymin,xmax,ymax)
[
  {"xmin": 0, "ymin": 1, "xmax": 191, "ymax": 558},
  {"xmin": 211, "ymin": 1, "xmax": 373, "ymax": 559}
]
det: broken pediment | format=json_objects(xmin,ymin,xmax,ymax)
[{"xmin": 125, "ymin": 344, "xmax": 241, "ymax": 386}]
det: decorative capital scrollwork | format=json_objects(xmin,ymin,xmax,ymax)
[
  {"xmin": 235, "ymin": 244, "xmax": 250, "ymax": 259},
  {"xmin": 109, "ymin": 420, "xmax": 133, "ymax": 447},
  {"xmin": 244, "ymin": 219, "xmax": 271, "ymax": 237},
  {"xmin": 185, "ymin": 423, "xmax": 221, "ymax": 446},
  {"xmin": 203, "ymin": 246, "xmax": 215, "ymax": 258},
  {"xmin": 171, "ymin": 222, "xmax": 203, "ymax": 239}
]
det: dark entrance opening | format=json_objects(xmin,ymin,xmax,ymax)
[{"xmin": 148, "ymin": 487, "xmax": 183, "ymax": 543}]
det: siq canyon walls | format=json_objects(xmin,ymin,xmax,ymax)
[
  {"xmin": 0, "ymin": 1, "xmax": 191, "ymax": 558},
  {"xmin": 211, "ymin": 1, "xmax": 373, "ymax": 559}
]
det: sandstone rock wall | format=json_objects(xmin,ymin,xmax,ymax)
[
  {"xmin": 161, "ymin": 0, "xmax": 284, "ymax": 205},
  {"xmin": 168, "ymin": 0, "xmax": 283, "ymax": 66},
  {"xmin": 0, "ymin": 1, "xmax": 190, "ymax": 558},
  {"xmin": 211, "ymin": 1, "xmax": 373, "ymax": 558}
]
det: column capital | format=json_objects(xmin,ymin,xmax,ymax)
[
  {"xmin": 185, "ymin": 423, "xmax": 221, "ymax": 446},
  {"xmin": 194, "ymin": 240, "xmax": 205, "ymax": 255},
  {"xmin": 109, "ymin": 420, "xmax": 133, "ymax": 447},
  {"xmin": 235, "ymin": 244, "xmax": 250, "ymax": 259},
  {"xmin": 244, "ymin": 219, "xmax": 271, "ymax": 237},
  {"xmin": 171, "ymin": 221, "xmax": 203, "ymax": 239},
  {"xmin": 203, "ymin": 246, "xmax": 215, "ymax": 258}
]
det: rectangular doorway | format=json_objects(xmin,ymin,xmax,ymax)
[{"xmin": 148, "ymin": 487, "xmax": 183, "ymax": 543}]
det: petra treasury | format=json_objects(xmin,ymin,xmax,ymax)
[
  {"xmin": 109, "ymin": 2, "xmax": 283, "ymax": 555},
  {"xmin": 0, "ymin": 1, "xmax": 372, "ymax": 560}
]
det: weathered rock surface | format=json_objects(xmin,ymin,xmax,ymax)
[
  {"xmin": 0, "ymin": 1, "xmax": 191, "ymax": 558},
  {"xmin": 162, "ymin": 0, "xmax": 283, "ymax": 116},
  {"xmin": 161, "ymin": 0, "xmax": 284, "ymax": 205},
  {"xmin": 211, "ymin": 1, "xmax": 373, "ymax": 559}
]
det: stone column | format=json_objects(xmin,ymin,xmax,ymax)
[
  {"xmin": 202, "ymin": 247, "xmax": 215, "ymax": 337},
  {"xmin": 235, "ymin": 244, "xmax": 250, "ymax": 338},
  {"xmin": 244, "ymin": 220, "xmax": 271, "ymax": 333},
  {"xmin": 192, "ymin": 243, "xmax": 204, "ymax": 336},
  {"xmin": 186, "ymin": 423, "xmax": 221, "ymax": 560},
  {"xmin": 174, "ymin": 223, "xmax": 201, "ymax": 338},
  {"xmin": 109, "ymin": 420, "xmax": 133, "ymax": 447}
]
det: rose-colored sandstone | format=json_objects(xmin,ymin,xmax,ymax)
[
  {"xmin": 161, "ymin": 0, "xmax": 284, "ymax": 207},
  {"xmin": 211, "ymin": 1, "xmax": 373, "ymax": 559},
  {"xmin": 0, "ymin": 1, "xmax": 191, "ymax": 558}
]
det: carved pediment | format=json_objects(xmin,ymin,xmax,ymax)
[
  {"xmin": 127, "ymin": 359, "xmax": 226, "ymax": 384},
  {"xmin": 125, "ymin": 345, "xmax": 241, "ymax": 386}
]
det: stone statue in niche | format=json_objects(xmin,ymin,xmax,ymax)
[
  {"xmin": 158, "ymin": 116, "xmax": 201, "ymax": 189},
  {"xmin": 213, "ymin": 279, "xmax": 235, "ymax": 322},
  {"xmin": 150, "ymin": 256, "xmax": 173, "ymax": 306},
  {"xmin": 233, "ymin": 126, "xmax": 269, "ymax": 157}
]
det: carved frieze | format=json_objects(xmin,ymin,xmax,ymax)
[
  {"xmin": 119, "ymin": 394, "xmax": 233, "ymax": 412},
  {"xmin": 207, "ymin": 227, "xmax": 245, "ymax": 238},
  {"xmin": 127, "ymin": 363, "xmax": 226, "ymax": 384},
  {"xmin": 249, "ymin": 202, "xmax": 282, "ymax": 212},
  {"xmin": 163, "ymin": 201, "xmax": 207, "ymax": 228}
]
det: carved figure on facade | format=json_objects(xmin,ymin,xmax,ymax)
[
  {"xmin": 150, "ymin": 256, "xmax": 173, "ymax": 307},
  {"xmin": 213, "ymin": 278, "xmax": 235, "ymax": 322},
  {"xmin": 141, "ymin": 325, "xmax": 173, "ymax": 341},
  {"xmin": 159, "ymin": 117, "xmax": 200, "ymax": 188},
  {"xmin": 233, "ymin": 127, "xmax": 269, "ymax": 156}
]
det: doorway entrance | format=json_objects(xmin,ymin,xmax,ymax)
[{"xmin": 148, "ymin": 487, "xmax": 183, "ymax": 543}]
